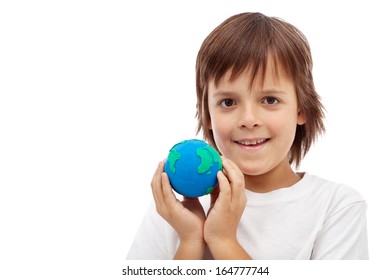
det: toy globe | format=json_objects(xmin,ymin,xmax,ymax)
[{"xmin": 164, "ymin": 139, "xmax": 222, "ymax": 198}]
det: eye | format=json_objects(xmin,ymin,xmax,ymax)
[
  {"xmin": 262, "ymin": 97, "xmax": 279, "ymax": 105},
  {"xmin": 219, "ymin": 99, "xmax": 236, "ymax": 108}
]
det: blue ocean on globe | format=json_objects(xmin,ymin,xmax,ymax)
[{"xmin": 164, "ymin": 139, "xmax": 222, "ymax": 198}]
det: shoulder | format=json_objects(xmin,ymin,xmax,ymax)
[
  {"xmin": 302, "ymin": 173, "xmax": 366, "ymax": 215},
  {"xmin": 303, "ymin": 173, "xmax": 365, "ymax": 200},
  {"xmin": 303, "ymin": 175, "xmax": 369, "ymax": 259}
]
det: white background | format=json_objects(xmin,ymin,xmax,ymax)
[{"xmin": 1, "ymin": 0, "xmax": 389, "ymax": 279}]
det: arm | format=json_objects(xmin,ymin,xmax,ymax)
[
  {"xmin": 206, "ymin": 238, "xmax": 251, "ymax": 260},
  {"xmin": 204, "ymin": 157, "xmax": 251, "ymax": 259},
  {"xmin": 174, "ymin": 240, "xmax": 206, "ymax": 260}
]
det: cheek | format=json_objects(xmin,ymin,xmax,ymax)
[
  {"xmin": 209, "ymin": 113, "xmax": 232, "ymax": 151},
  {"xmin": 210, "ymin": 114, "xmax": 229, "ymax": 138},
  {"xmin": 270, "ymin": 113, "xmax": 298, "ymax": 143}
]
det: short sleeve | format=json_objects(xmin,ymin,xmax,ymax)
[
  {"xmin": 311, "ymin": 200, "xmax": 368, "ymax": 259},
  {"xmin": 126, "ymin": 202, "xmax": 179, "ymax": 260}
]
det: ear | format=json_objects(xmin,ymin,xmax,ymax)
[{"xmin": 297, "ymin": 110, "xmax": 306, "ymax": 125}]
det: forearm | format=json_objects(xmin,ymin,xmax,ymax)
[
  {"xmin": 174, "ymin": 240, "xmax": 206, "ymax": 260},
  {"xmin": 208, "ymin": 238, "xmax": 252, "ymax": 260}
]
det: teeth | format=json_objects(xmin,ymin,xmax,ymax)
[{"xmin": 238, "ymin": 139, "xmax": 267, "ymax": 146}]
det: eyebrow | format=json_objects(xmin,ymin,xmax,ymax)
[
  {"xmin": 260, "ymin": 89, "xmax": 287, "ymax": 95},
  {"xmin": 210, "ymin": 89, "xmax": 287, "ymax": 97}
]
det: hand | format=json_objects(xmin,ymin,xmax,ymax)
[
  {"xmin": 204, "ymin": 157, "xmax": 249, "ymax": 259},
  {"xmin": 151, "ymin": 161, "xmax": 206, "ymax": 257}
]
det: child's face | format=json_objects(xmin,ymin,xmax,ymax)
[{"xmin": 207, "ymin": 63, "xmax": 306, "ymax": 177}]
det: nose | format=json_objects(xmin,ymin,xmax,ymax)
[{"xmin": 239, "ymin": 103, "xmax": 262, "ymax": 129}]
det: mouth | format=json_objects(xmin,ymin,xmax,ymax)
[{"xmin": 234, "ymin": 138, "xmax": 270, "ymax": 148}]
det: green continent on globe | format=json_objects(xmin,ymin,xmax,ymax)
[
  {"xmin": 196, "ymin": 146, "xmax": 222, "ymax": 175},
  {"xmin": 204, "ymin": 145, "xmax": 222, "ymax": 170},
  {"xmin": 168, "ymin": 149, "xmax": 181, "ymax": 173}
]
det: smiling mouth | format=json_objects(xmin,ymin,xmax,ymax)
[{"xmin": 235, "ymin": 138, "xmax": 270, "ymax": 147}]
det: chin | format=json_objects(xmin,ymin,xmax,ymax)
[
  {"xmin": 242, "ymin": 170, "xmax": 266, "ymax": 177},
  {"xmin": 237, "ymin": 163, "xmax": 268, "ymax": 177}
]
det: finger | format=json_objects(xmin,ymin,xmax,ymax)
[
  {"xmin": 221, "ymin": 157, "xmax": 245, "ymax": 203},
  {"xmin": 151, "ymin": 161, "xmax": 167, "ymax": 212},
  {"xmin": 221, "ymin": 157, "xmax": 245, "ymax": 189},
  {"xmin": 216, "ymin": 170, "xmax": 231, "ymax": 202},
  {"xmin": 151, "ymin": 161, "xmax": 164, "ymax": 194},
  {"xmin": 161, "ymin": 172, "xmax": 180, "ymax": 209}
]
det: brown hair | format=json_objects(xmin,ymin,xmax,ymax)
[{"xmin": 195, "ymin": 12, "xmax": 325, "ymax": 167}]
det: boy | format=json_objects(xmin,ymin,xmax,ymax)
[{"xmin": 127, "ymin": 12, "xmax": 368, "ymax": 259}]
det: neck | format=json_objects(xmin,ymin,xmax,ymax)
[{"xmin": 244, "ymin": 159, "xmax": 301, "ymax": 193}]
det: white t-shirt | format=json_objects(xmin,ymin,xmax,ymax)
[{"xmin": 127, "ymin": 173, "xmax": 368, "ymax": 259}]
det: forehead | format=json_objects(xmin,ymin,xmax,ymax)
[{"xmin": 209, "ymin": 56, "xmax": 292, "ymax": 91}]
